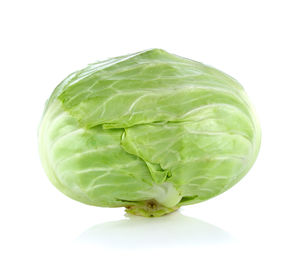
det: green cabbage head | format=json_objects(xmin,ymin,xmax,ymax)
[{"xmin": 39, "ymin": 49, "xmax": 261, "ymax": 217}]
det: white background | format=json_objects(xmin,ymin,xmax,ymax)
[{"xmin": 1, "ymin": 0, "xmax": 299, "ymax": 259}]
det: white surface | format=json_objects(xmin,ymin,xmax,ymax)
[{"xmin": 1, "ymin": 0, "xmax": 299, "ymax": 259}]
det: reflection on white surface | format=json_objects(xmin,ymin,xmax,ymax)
[{"xmin": 77, "ymin": 211, "xmax": 234, "ymax": 248}]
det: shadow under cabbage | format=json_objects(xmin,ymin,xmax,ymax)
[{"xmin": 76, "ymin": 211, "xmax": 235, "ymax": 248}]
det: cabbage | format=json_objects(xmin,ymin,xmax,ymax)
[{"xmin": 39, "ymin": 49, "xmax": 261, "ymax": 217}]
